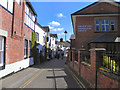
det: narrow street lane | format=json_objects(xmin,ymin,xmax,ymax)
[{"xmin": 1, "ymin": 58, "xmax": 82, "ymax": 89}]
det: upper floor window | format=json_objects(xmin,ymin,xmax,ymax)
[
  {"xmin": 95, "ymin": 19, "xmax": 116, "ymax": 32},
  {"xmin": 0, "ymin": 0, "xmax": 13, "ymax": 13},
  {"xmin": 36, "ymin": 32, "xmax": 39, "ymax": 42},
  {"xmin": 25, "ymin": 3, "xmax": 35, "ymax": 30}
]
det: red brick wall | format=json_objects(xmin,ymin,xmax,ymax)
[
  {"xmin": 72, "ymin": 2, "xmax": 120, "ymax": 50},
  {"xmin": 81, "ymin": 2, "xmax": 119, "ymax": 14},
  {"xmin": 0, "ymin": 1, "xmax": 33, "ymax": 64},
  {"xmin": 97, "ymin": 72, "xmax": 119, "ymax": 88},
  {"xmin": 74, "ymin": 16, "xmax": 119, "ymax": 50}
]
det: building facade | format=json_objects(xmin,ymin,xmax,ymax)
[
  {"xmin": 0, "ymin": 0, "xmax": 36, "ymax": 78},
  {"xmin": 68, "ymin": 0, "xmax": 120, "ymax": 88},
  {"xmin": 50, "ymin": 34, "xmax": 57, "ymax": 58}
]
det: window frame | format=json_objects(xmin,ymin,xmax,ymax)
[
  {"xmin": 0, "ymin": 36, "xmax": 5, "ymax": 67},
  {"xmin": 29, "ymin": 41, "xmax": 32, "ymax": 57},
  {"xmin": 24, "ymin": 39, "xmax": 28, "ymax": 59},
  {"xmin": 94, "ymin": 17, "xmax": 117, "ymax": 32}
]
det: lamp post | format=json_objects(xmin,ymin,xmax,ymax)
[{"xmin": 64, "ymin": 30, "xmax": 67, "ymax": 41}]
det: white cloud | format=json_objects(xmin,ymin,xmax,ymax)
[
  {"xmin": 51, "ymin": 28, "xmax": 64, "ymax": 32},
  {"xmin": 57, "ymin": 28, "xmax": 64, "ymax": 31},
  {"xmin": 57, "ymin": 13, "xmax": 66, "ymax": 18},
  {"xmin": 49, "ymin": 21, "xmax": 60, "ymax": 26},
  {"xmin": 51, "ymin": 28, "xmax": 57, "ymax": 31},
  {"xmin": 58, "ymin": 33, "xmax": 65, "ymax": 36},
  {"xmin": 48, "ymin": 25, "xmax": 54, "ymax": 29},
  {"xmin": 57, "ymin": 13, "xmax": 64, "ymax": 17}
]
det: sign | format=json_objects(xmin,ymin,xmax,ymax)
[{"xmin": 78, "ymin": 25, "xmax": 92, "ymax": 32}]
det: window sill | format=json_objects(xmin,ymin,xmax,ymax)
[
  {"xmin": 94, "ymin": 31, "xmax": 117, "ymax": 33},
  {"xmin": 24, "ymin": 23, "xmax": 34, "ymax": 31}
]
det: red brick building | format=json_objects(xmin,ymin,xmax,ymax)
[
  {"xmin": 0, "ymin": 0, "xmax": 37, "ymax": 78},
  {"xmin": 69, "ymin": 0, "xmax": 120, "ymax": 88}
]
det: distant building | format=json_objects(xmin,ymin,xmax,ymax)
[
  {"xmin": 50, "ymin": 34, "xmax": 58, "ymax": 58},
  {"xmin": 57, "ymin": 38, "xmax": 70, "ymax": 57}
]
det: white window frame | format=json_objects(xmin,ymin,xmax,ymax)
[
  {"xmin": 29, "ymin": 41, "xmax": 31, "ymax": 57},
  {"xmin": 0, "ymin": 36, "xmax": 5, "ymax": 67},
  {"xmin": 101, "ymin": 20, "xmax": 109, "ymax": 32},
  {"xmin": 0, "ymin": 0, "xmax": 13, "ymax": 13},
  {"xmin": 95, "ymin": 19, "xmax": 116, "ymax": 32},
  {"xmin": 24, "ymin": 39, "xmax": 28, "ymax": 58}
]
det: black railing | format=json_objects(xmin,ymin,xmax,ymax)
[
  {"xmin": 80, "ymin": 50, "xmax": 90, "ymax": 64},
  {"xmin": 75, "ymin": 50, "xmax": 78, "ymax": 62},
  {"xmin": 70, "ymin": 50, "xmax": 72, "ymax": 61}
]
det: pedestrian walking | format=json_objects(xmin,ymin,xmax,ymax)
[{"xmin": 61, "ymin": 51, "xmax": 64, "ymax": 59}]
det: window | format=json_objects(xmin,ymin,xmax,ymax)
[
  {"xmin": 0, "ymin": 0, "xmax": 13, "ymax": 13},
  {"xmin": 0, "ymin": 36, "xmax": 5, "ymax": 67},
  {"xmin": 36, "ymin": 32, "xmax": 39, "ymax": 42},
  {"xmin": 110, "ymin": 20, "xmax": 115, "ymax": 31},
  {"xmin": 95, "ymin": 19, "xmax": 116, "ymax": 32},
  {"xmin": 24, "ymin": 3, "xmax": 35, "ymax": 30},
  {"xmin": 95, "ymin": 20, "xmax": 100, "ymax": 31},
  {"xmin": 29, "ymin": 41, "xmax": 31, "ymax": 57},
  {"xmin": 24, "ymin": 39, "xmax": 28, "ymax": 58},
  {"xmin": 43, "ymin": 36, "xmax": 45, "ymax": 43}
]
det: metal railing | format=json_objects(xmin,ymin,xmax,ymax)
[
  {"xmin": 80, "ymin": 50, "xmax": 90, "ymax": 64},
  {"xmin": 100, "ymin": 51, "xmax": 120, "ymax": 75},
  {"xmin": 75, "ymin": 50, "xmax": 78, "ymax": 62}
]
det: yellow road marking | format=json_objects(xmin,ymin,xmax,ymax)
[{"xmin": 18, "ymin": 69, "xmax": 45, "ymax": 89}]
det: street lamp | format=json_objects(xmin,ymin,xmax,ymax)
[{"xmin": 64, "ymin": 30, "xmax": 67, "ymax": 41}]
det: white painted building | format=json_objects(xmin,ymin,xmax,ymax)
[
  {"xmin": 50, "ymin": 34, "xmax": 58, "ymax": 58},
  {"xmin": 35, "ymin": 23, "xmax": 46, "ymax": 53},
  {"xmin": 57, "ymin": 39, "xmax": 70, "ymax": 57},
  {"xmin": 0, "ymin": 0, "xmax": 36, "ymax": 78}
]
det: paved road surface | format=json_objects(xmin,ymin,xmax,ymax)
[{"xmin": 1, "ymin": 58, "xmax": 83, "ymax": 89}]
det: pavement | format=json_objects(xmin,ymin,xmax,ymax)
[{"xmin": 0, "ymin": 58, "xmax": 85, "ymax": 89}]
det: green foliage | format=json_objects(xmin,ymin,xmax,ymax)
[
  {"xmin": 31, "ymin": 31, "xmax": 38, "ymax": 64},
  {"xmin": 45, "ymin": 35, "xmax": 47, "ymax": 60},
  {"xmin": 32, "ymin": 32, "xmax": 37, "ymax": 48}
]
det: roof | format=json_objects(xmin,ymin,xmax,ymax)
[
  {"xmin": 50, "ymin": 34, "xmax": 58, "ymax": 38},
  {"xmin": 42, "ymin": 26, "xmax": 50, "ymax": 32},
  {"xmin": 71, "ymin": 0, "xmax": 120, "ymax": 35},
  {"xmin": 26, "ymin": 1, "xmax": 37, "ymax": 16},
  {"xmin": 89, "ymin": 34, "xmax": 117, "ymax": 43},
  {"xmin": 36, "ymin": 22, "xmax": 48, "ymax": 32},
  {"xmin": 57, "ymin": 41, "xmax": 70, "ymax": 47},
  {"xmin": 70, "ymin": 34, "xmax": 75, "ymax": 40},
  {"xmin": 71, "ymin": 0, "xmax": 120, "ymax": 15}
]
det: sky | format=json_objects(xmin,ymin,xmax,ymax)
[{"xmin": 30, "ymin": 0, "xmax": 119, "ymax": 41}]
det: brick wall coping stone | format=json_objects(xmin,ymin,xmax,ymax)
[
  {"xmin": 78, "ymin": 48, "xmax": 86, "ymax": 51},
  {"xmin": 89, "ymin": 48, "xmax": 106, "ymax": 51}
]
